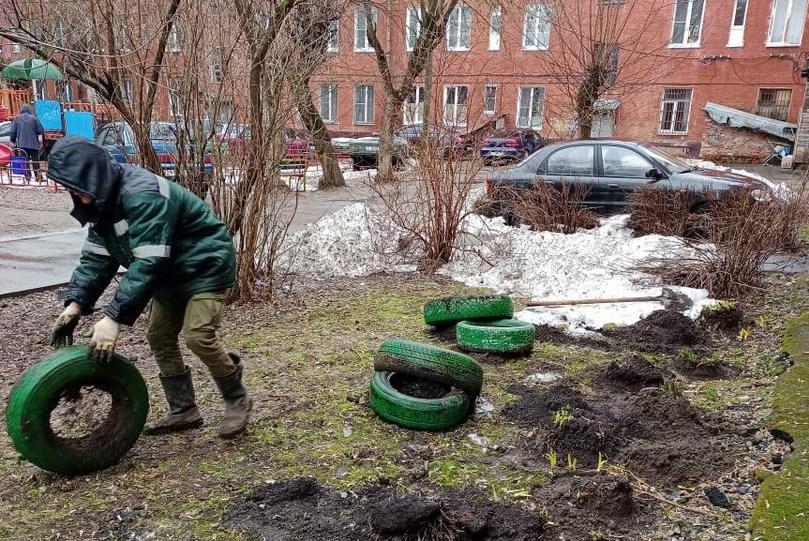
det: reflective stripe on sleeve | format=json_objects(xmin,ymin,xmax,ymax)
[
  {"xmin": 82, "ymin": 241, "xmax": 110, "ymax": 256},
  {"xmin": 132, "ymin": 244, "xmax": 171, "ymax": 258}
]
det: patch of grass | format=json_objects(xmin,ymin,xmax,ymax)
[
  {"xmin": 750, "ymin": 310, "xmax": 809, "ymax": 540},
  {"xmin": 691, "ymin": 381, "xmax": 746, "ymax": 412}
]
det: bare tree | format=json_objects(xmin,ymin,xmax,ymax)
[
  {"xmin": 542, "ymin": 0, "xmax": 675, "ymax": 138},
  {"xmin": 0, "ymin": 0, "xmax": 183, "ymax": 172},
  {"xmin": 363, "ymin": 0, "xmax": 459, "ymax": 181}
]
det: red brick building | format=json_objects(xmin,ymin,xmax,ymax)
[{"xmin": 313, "ymin": 0, "xmax": 809, "ymax": 158}]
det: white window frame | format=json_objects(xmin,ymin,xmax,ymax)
[
  {"xmin": 658, "ymin": 88, "xmax": 693, "ymax": 135},
  {"xmin": 211, "ymin": 47, "xmax": 224, "ymax": 83},
  {"xmin": 168, "ymin": 24, "xmax": 182, "ymax": 53},
  {"xmin": 406, "ymin": 6, "xmax": 421, "ymax": 51},
  {"xmin": 404, "ymin": 85, "xmax": 425, "ymax": 125},
  {"xmin": 354, "ymin": 8, "xmax": 377, "ymax": 52},
  {"xmin": 327, "ymin": 20, "xmax": 339, "ymax": 52},
  {"xmin": 319, "ymin": 84, "xmax": 338, "ymax": 123},
  {"xmin": 767, "ymin": 0, "xmax": 808, "ymax": 46},
  {"xmin": 668, "ymin": 0, "xmax": 706, "ymax": 48},
  {"xmin": 727, "ymin": 0, "xmax": 748, "ymax": 47},
  {"xmin": 446, "ymin": 5, "xmax": 472, "ymax": 51},
  {"xmin": 516, "ymin": 86, "xmax": 545, "ymax": 129},
  {"xmin": 353, "ymin": 84, "xmax": 375, "ymax": 125},
  {"xmin": 522, "ymin": 4, "xmax": 551, "ymax": 51},
  {"xmin": 444, "ymin": 85, "xmax": 469, "ymax": 127},
  {"xmin": 489, "ymin": 7, "xmax": 502, "ymax": 51},
  {"xmin": 484, "ymin": 84, "xmax": 497, "ymax": 115},
  {"xmin": 168, "ymin": 80, "xmax": 182, "ymax": 118}
]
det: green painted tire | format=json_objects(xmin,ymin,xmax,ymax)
[
  {"xmin": 6, "ymin": 346, "xmax": 149, "ymax": 475},
  {"xmin": 456, "ymin": 319, "xmax": 536, "ymax": 354},
  {"xmin": 369, "ymin": 372, "xmax": 471, "ymax": 431},
  {"xmin": 423, "ymin": 295, "xmax": 513, "ymax": 327},
  {"xmin": 374, "ymin": 339, "xmax": 483, "ymax": 396}
]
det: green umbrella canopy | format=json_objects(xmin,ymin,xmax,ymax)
[{"xmin": 2, "ymin": 59, "xmax": 64, "ymax": 81}]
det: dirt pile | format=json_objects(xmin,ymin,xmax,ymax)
[
  {"xmin": 604, "ymin": 310, "xmax": 707, "ymax": 352},
  {"xmin": 504, "ymin": 383, "xmax": 739, "ymax": 487},
  {"xmin": 698, "ymin": 304, "xmax": 744, "ymax": 332},
  {"xmin": 600, "ymin": 355, "xmax": 666, "ymax": 392},
  {"xmin": 226, "ymin": 478, "xmax": 546, "ymax": 541}
]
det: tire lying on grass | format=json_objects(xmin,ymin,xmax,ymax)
[
  {"xmin": 369, "ymin": 371, "xmax": 471, "ymax": 431},
  {"xmin": 456, "ymin": 319, "xmax": 536, "ymax": 354},
  {"xmin": 6, "ymin": 346, "xmax": 149, "ymax": 475},
  {"xmin": 423, "ymin": 295, "xmax": 514, "ymax": 327},
  {"xmin": 374, "ymin": 339, "xmax": 484, "ymax": 396}
]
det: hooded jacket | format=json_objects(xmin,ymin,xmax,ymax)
[
  {"xmin": 49, "ymin": 137, "xmax": 236, "ymax": 325},
  {"xmin": 11, "ymin": 104, "xmax": 44, "ymax": 150}
]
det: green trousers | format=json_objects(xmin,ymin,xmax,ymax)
[{"xmin": 146, "ymin": 292, "xmax": 235, "ymax": 378}]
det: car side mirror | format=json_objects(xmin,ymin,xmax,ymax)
[{"xmin": 645, "ymin": 168, "xmax": 663, "ymax": 182}]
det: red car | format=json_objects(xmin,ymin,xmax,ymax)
[{"xmin": 215, "ymin": 124, "xmax": 311, "ymax": 156}]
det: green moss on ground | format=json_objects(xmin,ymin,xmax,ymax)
[{"xmin": 750, "ymin": 311, "xmax": 809, "ymax": 540}]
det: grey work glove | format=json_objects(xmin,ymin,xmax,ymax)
[
  {"xmin": 88, "ymin": 316, "xmax": 121, "ymax": 363},
  {"xmin": 49, "ymin": 302, "xmax": 82, "ymax": 348}
]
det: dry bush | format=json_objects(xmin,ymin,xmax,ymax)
[
  {"xmin": 373, "ymin": 135, "xmax": 484, "ymax": 272},
  {"xmin": 650, "ymin": 185, "xmax": 809, "ymax": 298},
  {"xmin": 514, "ymin": 181, "xmax": 599, "ymax": 234},
  {"xmin": 627, "ymin": 186, "xmax": 692, "ymax": 237}
]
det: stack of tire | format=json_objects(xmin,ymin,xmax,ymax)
[
  {"xmin": 370, "ymin": 339, "xmax": 483, "ymax": 431},
  {"xmin": 424, "ymin": 295, "xmax": 535, "ymax": 355}
]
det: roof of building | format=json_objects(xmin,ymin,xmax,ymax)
[{"xmin": 703, "ymin": 102, "xmax": 797, "ymax": 141}]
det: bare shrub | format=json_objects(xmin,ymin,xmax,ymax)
[
  {"xmin": 627, "ymin": 186, "xmax": 692, "ymax": 237},
  {"xmin": 514, "ymin": 182, "xmax": 599, "ymax": 234},
  {"xmin": 373, "ymin": 135, "xmax": 483, "ymax": 272},
  {"xmin": 649, "ymin": 185, "xmax": 809, "ymax": 298}
]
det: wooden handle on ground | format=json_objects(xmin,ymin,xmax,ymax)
[{"xmin": 525, "ymin": 296, "xmax": 662, "ymax": 307}]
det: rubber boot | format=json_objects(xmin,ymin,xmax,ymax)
[
  {"xmin": 213, "ymin": 353, "xmax": 252, "ymax": 439},
  {"xmin": 142, "ymin": 367, "xmax": 204, "ymax": 436}
]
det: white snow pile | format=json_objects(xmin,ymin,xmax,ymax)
[
  {"xmin": 280, "ymin": 203, "xmax": 414, "ymax": 277},
  {"xmin": 282, "ymin": 203, "xmax": 716, "ymax": 333}
]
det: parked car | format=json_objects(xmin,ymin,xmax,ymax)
[
  {"xmin": 480, "ymin": 129, "xmax": 543, "ymax": 164},
  {"xmin": 394, "ymin": 124, "xmax": 466, "ymax": 156},
  {"xmin": 487, "ymin": 139, "xmax": 770, "ymax": 212},
  {"xmin": 347, "ymin": 135, "xmax": 408, "ymax": 168},
  {"xmin": 96, "ymin": 121, "xmax": 213, "ymax": 180},
  {"xmin": 0, "ymin": 121, "xmax": 11, "ymax": 145}
]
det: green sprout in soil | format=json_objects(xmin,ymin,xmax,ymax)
[
  {"xmin": 567, "ymin": 454, "xmax": 577, "ymax": 472},
  {"xmin": 547, "ymin": 450, "xmax": 558, "ymax": 472},
  {"xmin": 596, "ymin": 452, "xmax": 608, "ymax": 473},
  {"xmin": 553, "ymin": 406, "xmax": 573, "ymax": 428},
  {"xmin": 704, "ymin": 300, "xmax": 738, "ymax": 312},
  {"xmin": 738, "ymin": 327, "xmax": 751, "ymax": 341},
  {"xmin": 661, "ymin": 380, "xmax": 685, "ymax": 398},
  {"xmin": 679, "ymin": 347, "xmax": 697, "ymax": 361}
]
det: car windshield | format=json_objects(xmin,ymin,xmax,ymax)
[
  {"xmin": 150, "ymin": 123, "xmax": 177, "ymax": 141},
  {"xmin": 643, "ymin": 144, "xmax": 692, "ymax": 173}
]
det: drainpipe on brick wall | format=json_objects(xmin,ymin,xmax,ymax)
[{"xmin": 794, "ymin": 59, "xmax": 809, "ymax": 165}]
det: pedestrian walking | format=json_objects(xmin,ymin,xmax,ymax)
[{"xmin": 10, "ymin": 104, "xmax": 44, "ymax": 181}]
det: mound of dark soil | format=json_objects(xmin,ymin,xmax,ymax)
[
  {"xmin": 699, "ymin": 305, "xmax": 744, "ymax": 332},
  {"xmin": 392, "ymin": 374, "xmax": 450, "ymax": 399},
  {"xmin": 600, "ymin": 355, "xmax": 666, "ymax": 392},
  {"xmin": 227, "ymin": 478, "xmax": 546, "ymax": 541},
  {"xmin": 504, "ymin": 384, "xmax": 739, "ymax": 487},
  {"xmin": 604, "ymin": 310, "xmax": 707, "ymax": 353}
]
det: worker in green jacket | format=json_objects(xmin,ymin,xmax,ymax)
[{"xmin": 46, "ymin": 136, "xmax": 251, "ymax": 439}]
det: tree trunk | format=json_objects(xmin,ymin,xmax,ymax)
[
  {"xmin": 576, "ymin": 67, "xmax": 600, "ymax": 139},
  {"xmin": 378, "ymin": 95, "xmax": 402, "ymax": 181},
  {"xmin": 423, "ymin": 47, "xmax": 433, "ymax": 131},
  {"xmin": 296, "ymin": 85, "xmax": 345, "ymax": 189}
]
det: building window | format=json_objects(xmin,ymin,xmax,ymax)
[
  {"xmin": 489, "ymin": 7, "xmax": 502, "ymax": 50},
  {"xmin": 659, "ymin": 88, "xmax": 692, "ymax": 134},
  {"xmin": 523, "ymin": 5, "xmax": 551, "ymax": 50},
  {"xmin": 484, "ymin": 85, "xmax": 497, "ymax": 115},
  {"xmin": 354, "ymin": 85, "xmax": 374, "ymax": 124},
  {"xmin": 670, "ymin": 0, "xmax": 705, "ymax": 46},
  {"xmin": 168, "ymin": 79, "xmax": 181, "ymax": 117},
  {"xmin": 319, "ymin": 84, "xmax": 338, "ymax": 123},
  {"xmin": 446, "ymin": 5, "xmax": 472, "ymax": 51},
  {"xmin": 594, "ymin": 42, "xmax": 619, "ymax": 88},
  {"xmin": 327, "ymin": 20, "xmax": 339, "ymax": 52},
  {"xmin": 768, "ymin": 0, "xmax": 808, "ymax": 46},
  {"xmin": 517, "ymin": 87, "xmax": 545, "ymax": 129},
  {"xmin": 168, "ymin": 24, "xmax": 182, "ymax": 53},
  {"xmin": 11, "ymin": 43, "xmax": 19, "ymax": 55},
  {"xmin": 355, "ymin": 8, "xmax": 377, "ymax": 52},
  {"xmin": 211, "ymin": 47, "xmax": 224, "ymax": 83},
  {"xmin": 727, "ymin": 0, "xmax": 748, "ymax": 46},
  {"xmin": 444, "ymin": 85, "xmax": 468, "ymax": 126},
  {"xmin": 404, "ymin": 85, "xmax": 424, "ymax": 124},
  {"xmin": 406, "ymin": 6, "xmax": 421, "ymax": 51},
  {"xmin": 757, "ymin": 89, "xmax": 792, "ymax": 121}
]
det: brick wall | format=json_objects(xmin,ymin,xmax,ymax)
[{"xmin": 699, "ymin": 114, "xmax": 786, "ymax": 163}]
